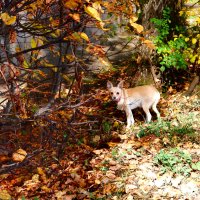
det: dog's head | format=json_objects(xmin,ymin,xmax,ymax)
[{"xmin": 107, "ymin": 80, "xmax": 124, "ymax": 102}]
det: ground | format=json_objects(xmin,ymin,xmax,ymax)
[{"xmin": 0, "ymin": 75, "xmax": 199, "ymax": 200}]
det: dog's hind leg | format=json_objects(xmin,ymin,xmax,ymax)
[
  {"xmin": 152, "ymin": 100, "xmax": 160, "ymax": 119},
  {"xmin": 142, "ymin": 105, "xmax": 152, "ymax": 123}
]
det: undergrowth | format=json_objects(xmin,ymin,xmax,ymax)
[
  {"xmin": 154, "ymin": 148, "xmax": 200, "ymax": 176},
  {"xmin": 137, "ymin": 120, "xmax": 195, "ymax": 142}
]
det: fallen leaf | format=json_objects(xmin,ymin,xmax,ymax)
[
  {"xmin": 12, "ymin": 148, "xmax": 27, "ymax": 162},
  {"xmin": 0, "ymin": 190, "xmax": 11, "ymax": 200}
]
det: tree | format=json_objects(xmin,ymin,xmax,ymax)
[{"xmin": 0, "ymin": 0, "xmax": 142, "ymax": 116}]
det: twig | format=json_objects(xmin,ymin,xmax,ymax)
[{"xmin": 0, "ymin": 149, "xmax": 43, "ymax": 174}]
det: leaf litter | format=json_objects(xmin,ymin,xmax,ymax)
[{"xmin": 0, "ymin": 76, "xmax": 200, "ymax": 200}]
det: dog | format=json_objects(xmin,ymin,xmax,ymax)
[{"xmin": 107, "ymin": 80, "xmax": 160, "ymax": 128}]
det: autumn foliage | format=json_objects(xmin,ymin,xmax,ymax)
[{"xmin": 0, "ymin": 0, "xmax": 145, "ymax": 116}]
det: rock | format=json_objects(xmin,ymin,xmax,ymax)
[
  {"xmin": 180, "ymin": 180, "xmax": 199, "ymax": 195},
  {"xmin": 163, "ymin": 186, "xmax": 182, "ymax": 198},
  {"xmin": 144, "ymin": 170, "xmax": 157, "ymax": 180},
  {"xmin": 171, "ymin": 175, "xmax": 184, "ymax": 188},
  {"xmin": 162, "ymin": 172, "xmax": 173, "ymax": 184},
  {"xmin": 154, "ymin": 176, "xmax": 166, "ymax": 188}
]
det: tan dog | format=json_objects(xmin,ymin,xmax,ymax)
[{"xmin": 107, "ymin": 81, "xmax": 160, "ymax": 127}]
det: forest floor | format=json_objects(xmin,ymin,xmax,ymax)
[{"xmin": 0, "ymin": 68, "xmax": 200, "ymax": 200}]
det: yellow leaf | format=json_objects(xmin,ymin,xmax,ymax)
[
  {"xmin": 1, "ymin": 12, "xmax": 16, "ymax": 25},
  {"xmin": 129, "ymin": 22, "xmax": 144, "ymax": 33},
  {"xmin": 179, "ymin": 11, "xmax": 184, "ymax": 16},
  {"xmin": 113, "ymin": 121, "xmax": 119, "ymax": 127},
  {"xmin": 192, "ymin": 38, "xmax": 197, "ymax": 44},
  {"xmin": 31, "ymin": 38, "xmax": 37, "ymax": 48},
  {"xmin": 92, "ymin": 2, "xmax": 103, "ymax": 13},
  {"xmin": 129, "ymin": 16, "xmax": 138, "ymax": 24},
  {"xmin": 0, "ymin": 190, "xmax": 11, "ymax": 200},
  {"xmin": 190, "ymin": 55, "xmax": 197, "ymax": 63},
  {"xmin": 65, "ymin": 0, "xmax": 79, "ymax": 9},
  {"xmin": 66, "ymin": 54, "xmax": 75, "ymax": 62},
  {"xmin": 84, "ymin": 6, "xmax": 102, "ymax": 21},
  {"xmin": 69, "ymin": 13, "xmax": 80, "ymax": 22},
  {"xmin": 143, "ymin": 40, "xmax": 155, "ymax": 49},
  {"xmin": 185, "ymin": 38, "xmax": 189, "ymax": 42},
  {"xmin": 23, "ymin": 60, "xmax": 29, "ymax": 68},
  {"xmin": 196, "ymin": 17, "xmax": 200, "ymax": 24},
  {"xmin": 55, "ymin": 29, "xmax": 61, "ymax": 37},
  {"xmin": 79, "ymin": 32, "xmax": 89, "ymax": 41}
]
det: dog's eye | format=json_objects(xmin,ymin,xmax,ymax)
[
  {"xmin": 111, "ymin": 92, "xmax": 113, "ymax": 95},
  {"xmin": 116, "ymin": 92, "xmax": 119, "ymax": 95}
]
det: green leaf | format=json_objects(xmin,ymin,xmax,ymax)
[
  {"xmin": 192, "ymin": 162, "xmax": 200, "ymax": 170},
  {"xmin": 102, "ymin": 121, "xmax": 111, "ymax": 133},
  {"xmin": 160, "ymin": 66, "xmax": 165, "ymax": 72}
]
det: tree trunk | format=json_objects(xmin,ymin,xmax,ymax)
[
  {"xmin": 141, "ymin": 0, "xmax": 182, "ymax": 30},
  {"xmin": 185, "ymin": 76, "xmax": 199, "ymax": 96}
]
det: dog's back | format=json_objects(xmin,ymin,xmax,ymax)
[{"xmin": 126, "ymin": 85, "xmax": 160, "ymax": 109}]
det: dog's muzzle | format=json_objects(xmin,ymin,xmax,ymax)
[{"xmin": 112, "ymin": 96, "xmax": 121, "ymax": 102}]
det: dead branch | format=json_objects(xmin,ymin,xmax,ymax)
[{"xmin": 34, "ymin": 96, "xmax": 93, "ymax": 117}]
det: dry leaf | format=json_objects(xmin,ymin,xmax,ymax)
[
  {"xmin": 37, "ymin": 167, "xmax": 48, "ymax": 182},
  {"xmin": 143, "ymin": 39, "xmax": 155, "ymax": 49},
  {"xmin": 69, "ymin": 13, "xmax": 80, "ymax": 22},
  {"xmin": 65, "ymin": 0, "xmax": 79, "ymax": 9},
  {"xmin": 65, "ymin": 195, "xmax": 77, "ymax": 200},
  {"xmin": 106, "ymin": 171, "xmax": 116, "ymax": 179},
  {"xmin": 79, "ymin": 32, "xmax": 89, "ymax": 42},
  {"xmin": 107, "ymin": 142, "xmax": 118, "ymax": 147},
  {"xmin": 84, "ymin": 6, "xmax": 102, "ymax": 21},
  {"xmin": 129, "ymin": 22, "xmax": 144, "ymax": 33},
  {"xmin": 92, "ymin": 135, "xmax": 101, "ymax": 143},
  {"xmin": 1, "ymin": 13, "xmax": 16, "ymax": 25},
  {"xmin": 12, "ymin": 148, "xmax": 27, "ymax": 162},
  {"xmin": 0, "ymin": 190, "xmax": 11, "ymax": 200}
]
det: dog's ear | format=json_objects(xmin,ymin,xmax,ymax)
[
  {"xmin": 117, "ymin": 80, "xmax": 124, "ymax": 89},
  {"xmin": 107, "ymin": 81, "xmax": 113, "ymax": 89}
]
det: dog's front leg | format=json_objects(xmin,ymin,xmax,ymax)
[{"xmin": 125, "ymin": 106, "xmax": 134, "ymax": 128}]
